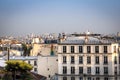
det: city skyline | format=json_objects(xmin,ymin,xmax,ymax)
[{"xmin": 0, "ymin": 0, "xmax": 120, "ymax": 36}]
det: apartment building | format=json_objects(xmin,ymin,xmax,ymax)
[
  {"xmin": 57, "ymin": 34, "xmax": 120, "ymax": 80},
  {"xmin": 7, "ymin": 55, "xmax": 58, "ymax": 80}
]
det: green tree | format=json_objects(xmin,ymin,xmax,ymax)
[
  {"xmin": 5, "ymin": 60, "xmax": 33, "ymax": 80},
  {"xmin": 22, "ymin": 44, "xmax": 32, "ymax": 56},
  {"xmin": 22, "ymin": 44, "xmax": 27, "ymax": 56}
]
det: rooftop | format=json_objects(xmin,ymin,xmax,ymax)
[
  {"xmin": 59, "ymin": 35, "xmax": 116, "ymax": 45},
  {"xmin": 3, "ymin": 56, "xmax": 38, "ymax": 60}
]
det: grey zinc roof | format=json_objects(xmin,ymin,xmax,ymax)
[
  {"xmin": 60, "ymin": 36, "xmax": 112, "ymax": 44},
  {"xmin": 3, "ymin": 56, "xmax": 38, "ymax": 60},
  {"xmin": 61, "ymin": 36, "xmax": 84, "ymax": 44}
]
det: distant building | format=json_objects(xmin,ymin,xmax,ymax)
[
  {"xmin": 0, "ymin": 43, "xmax": 23, "ymax": 56},
  {"xmin": 57, "ymin": 33, "xmax": 120, "ymax": 80},
  {"xmin": 117, "ymin": 32, "xmax": 120, "ymax": 37},
  {"xmin": 30, "ymin": 44, "xmax": 58, "ymax": 56},
  {"xmin": 32, "ymin": 37, "xmax": 44, "ymax": 44}
]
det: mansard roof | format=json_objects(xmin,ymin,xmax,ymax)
[{"xmin": 59, "ymin": 36, "xmax": 115, "ymax": 45}]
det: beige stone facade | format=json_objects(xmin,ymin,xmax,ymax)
[{"xmin": 57, "ymin": 35, "xmax": 120, "ymax": 80}]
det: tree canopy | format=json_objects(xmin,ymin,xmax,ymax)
[
  {"xmin": 4, "ymin": 60, "xmax": 33, "ymax": 80},
  {"xmin": 22, "ymin": 43, "xmax": 32, "ymax": 56},
  {"xmin": 5, "ymin": 60, "xmax": 33, "ymax": 72}
]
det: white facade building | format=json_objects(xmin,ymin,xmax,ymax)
[
  {"xmin": 7, "ymin": 56, "xmax": 38, "ymax": 73},
  {"xmin": 57, "ymin": 34, "xmax": 120, "ymax": 80},
  {"xmin": 6, "ymin": 55, "xmax": 58, "ymax": 80},
  {"xmin": 37, "ymin": 55, "xmax": 58, "ymax": 80}
]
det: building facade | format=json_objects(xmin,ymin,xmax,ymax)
[
  {"xmin": 8, "ymin": 56, "xmax": 38, "ymax": 73},
  {"xmin": 30, "ymin": 43, "xmax": 58, "ymax": 56},
  {"xmin": 37, "ymin": 55, "xmax": 58, "ymax": 80},
  {"xmin": 58, "ymin": 34, "xmax": 120, "ymax": 80},
  {"xmin": 2, "ymin": 55, "xmax": 58, "ymax": 80}
]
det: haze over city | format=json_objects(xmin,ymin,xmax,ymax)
[
  {"xmin": 0, "ymin": 1, "xmax": 120, "ymax": 79},
  {"xmin": 0, "ymin": 0, "xmax": 120, "ymax": 36}
]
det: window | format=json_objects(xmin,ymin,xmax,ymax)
[
  {"xmin": 79, "ymin": 46, "xmax": 83, "ymax": 53},
  {"xmin": 95, "ymin": 56, "xmax": 99, "ymax": 64},
  {"xmin": 1, "ymin": 47, "xmax": 4, "ymax": 51},
  {"xmin": 4, "ymin": 47, "xmax": 7, "ymax": 51},
  {"xmin": 63, "ymin": 46, "xmax": 67, "ymax": 53},
  {"xmin": 88, "ymin": 77, "xmax": 91, "ymax": 80},
  {"xmin": 96, "ymin": 77, "xmax": 100, "ymax": 80},
  {"xmin": 79, "ymin": 56, "xmax": 83, "ymax": 64},
  {"xmin": 104, "ymin": 67, "xmax": 108, "ymax": 74},
  {"xmin": 96, "ymin": 67, "xmax": 100, "ymax": 74},
  {"xmin": 114, "ymin": 46, "xmax": 116, "ymax": 53},
  {"xmin": 87, "ymin": 56, "xmax": 91, "ymax": 64},
  {"xmin": 20, "ymin": 47, "xmax": 23, "ymax": 51},
  {"xmin": 48, "ymin": 75, "xmax": 51, "ymax": 78},
  {"xmin": 104, "ymin": 46, "xmax": 107, "ymax": 53},
  {"xmin": 87, "ymin": 67, "xmax": 91, "ymax": 74},
  {"xmin": 95, "ymin": 46, "xmax": 99, "ymax": 53},
  {"xmin": 115, "ymin": 77, "xmax": 117, "ymax": 80},
  {"xmin": 71, "ymin": 77, "xmax": 75, "ymax": 80},
  {"xmin": 79, "ymin": 67, "xmax": 83, "ymax": 74},
  {"xmin": 114, "ymin": 56, "xmax": 117, "ymax": 64},
  {"xmin": 18, "ymin": 47, "xmax": 20, "ymax": 51},
  {"xmin": 71, "ymin": 56, "xmax": 74, "ymax": 64},
  {"xmin": 63, "ymin": 76, "xmax": 67, "ymax": 80},
  {"xmin": 114, "ymin": 67, "xmax": 117, "ymax": 75},
  {"xmin": 71, "ymin": 67, "xmax": 75, "ymax": 74},
  {"xmin": 71, "ymin": 46, "xmax": 74, "ymax": 53},
  {"xmin": 1, "ymin": 47, "xmax": 3, "ymax": 51},
  {"xmin": 63, "ymin": 66, "xmax": 67, "ymax": 74},
  {"xmin": 87, "ymin": 46, "xmax": 91, "ymax": 53},
  {"xmin": 34, "ymin": 61, "xmax": 37, "ymax": 66},
  {"xmin": 79, "ymin": 77, "xmax": 83, "ymax": 80},
  {"xmin": 63, "ymin": 56, "xmax": 66, "ymax": 63},
  {"xmin": 34, "ymin": 68, "xmax": 37, "ymax": 72},
  {"xmin": 104, "ymin": 56, "xmax": 108, "ymax": 64},
  {"xmin": 0, "ymin": 47, "xmax": 2, "ymax": 51},
  {"xmin": 104, "ymin": 77, "xmax": 108, "ymax": 80}
]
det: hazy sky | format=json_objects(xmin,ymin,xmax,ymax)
[{"xmin": 0, "ymin": 0, "xmax": 120, "ymax": 36}]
